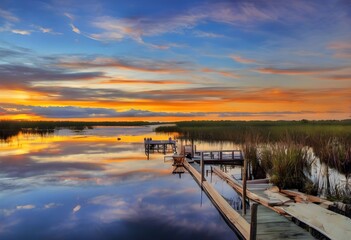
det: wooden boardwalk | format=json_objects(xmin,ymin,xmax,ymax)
[
  {"xmin": 193, "ymin": 150, "xmax": 244, "ymax": 165},
  {"xmin": 183, "ymin": 161, "xmax": 250, "ymax": 239},
  {"xmin": 212, "ymin": 166, "xmax": 351, "ymax": 240},
  {"xmin": 210, "ymin": 166, "xmax": 314, "ymax": 239},
  {"xmin": 243, "ymin": 205, "xmax": 314, "ymax": 239}
]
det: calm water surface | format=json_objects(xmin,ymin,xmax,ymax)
[{"xmin": 0, "ymin": 126, "xmax": 239, "ymax": 240}]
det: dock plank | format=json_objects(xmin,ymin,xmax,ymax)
[
  {"xmin": 254, "ymin": 205, "xmax": 314, "ymax": 240},
  {"xmin": 278, "ymin": 202, "xmax": 351, "ymax": 240}
]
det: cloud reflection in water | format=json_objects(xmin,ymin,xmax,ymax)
[{"xmin": 0, "ymin": 127, "xmax": 238, "ymax": 239}]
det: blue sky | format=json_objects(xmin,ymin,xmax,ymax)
[{"xmin": 0, "ymin": 0, "xmax": 350, "ymax": 121}]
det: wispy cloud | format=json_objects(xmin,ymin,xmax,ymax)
[
  {"xmin": 328, "ymin": 41, "xmax": 351, "ymax": 59},
  {"xmin": 256, "ymin": 67, "xmax": 345, "ymax": 75},
  {"xmin": 70, "ymin": 23, "xmax": 80, "ymax": 34},
  {"xmin": 72, "ymin": 205, "xmax": 81, "ymax": 213},
  {"xmin": 16, "ymin": 205, "xmax": 35, "ymax": 210},
  {"xmin": 321, "ymin": 75, "xmax": 351, "ymax": 81},
  {"xmin": 201, "ymin": 68, "xmax": 239, "ymax": 79},
  {"xmin": 64, "ymin": 12, "xmax": 74, "ymax": 21},
  {"xmin": 0, "ymin": 8, "xmax": 19, "ymax": 22},
  {"xmin": 34, "ymin": 25, "xmax": 61, "ymax": 35},
  {"xmin": 0, "ymin": 64, "xmax": 105, "ymax": 88},
  {"xmin": 230, "ymin": 54, "xmax": 256, "ymax": 64},
  {"xmin": 11, "ymin": 29, "xmax": 31, "ymax": 35},
  {"xmin": 101, "ymin": 79, "xmax": 188, "ymax": 85},
  {"xmin": 56, "ymin": 56, "xmax": 191, "ymax": 74},
  {"xmin": 193, "ymin": 30, "xmax": 224, "ymax": 38},
  {"xmin": 87, "ymin": 1, "xmax": 316, "ymax": 46}
]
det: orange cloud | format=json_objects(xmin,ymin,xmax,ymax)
[
  {"xmin": 320, "ymin": 75, "xmax": 351, "ymax": 81},
  {"xmin": 201, "ymin": 68, "xmax": 239, "ymax": 78},
  {"xmin": 230, "ymin": 55, "xmax": 256, "ymax": 64},
  {"xmin": 101, "ymin": 79, "xmax": 189, "ymax": 85},
  {"xmin": 256, "ymin": 67, "xmax": 344, "ymax": 75},
  {"xmin": 327, "ymin": 41, "xmax": 351, "ymax": 59}
]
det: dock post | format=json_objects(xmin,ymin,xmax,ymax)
[
  {"xmin": 242, "ymin": 154, "xmax": 247, "ymax": 215},
  {"xmin": 201, "ymin": 152, "xmax": 205, "ymax": 185},
  {"xmin": 191, "ymin": 138, "xmax": 194, "ymax": 157},
  {"xmin": 250, "ymin": 203, "xmax": 258, "ymax": 240}
]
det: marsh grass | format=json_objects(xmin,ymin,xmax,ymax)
[
  {"xmin": 269, "ymin": 143, "xmax": 311, "ymax": 190},
  {"xmin": 0, "ymin": 120, "xmax": 157, "ymax": 141},
  {"xmin": 156, "ymin": 120, "xmax": 351, "ymax": 197}
]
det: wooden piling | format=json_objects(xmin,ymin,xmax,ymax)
[
  {"xmin": 250, "ymin": 203, "xmax": 258, "ymax": 240},
  {"xmin": 201, "ymin": 152, "xmax": 205, "ymax": 184},
  {"xmin": 242, "ymin": 155, "xmax": 247, "ymax": 215}
]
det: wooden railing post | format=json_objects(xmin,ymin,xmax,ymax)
[
  {"xmin": 201, "ymin": 152, "xmax": 205, "ymax": 185},
  {"xmin": 242, "ymin": 154, "xmax": 247, "ymax": 215},
  {"xmin": 250, "ymin": 203, "xmax": 258, "ymax": 240}
]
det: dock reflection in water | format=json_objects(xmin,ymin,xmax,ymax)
[{"xmin": 0, "ymin": 126, "xmax": 239, "ymax": 240}]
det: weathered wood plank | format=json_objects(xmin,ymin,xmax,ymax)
[
  {"xmin": 212, "ymin": 167, "xmax": 286, "ymax": 209},
  {"xmin": 280, "ymin": 189, "xmax": 333, "ymax": 207},
  {"xmin": 183, "ymin": 161, "xmax": 251, "ymax": 239},
  {"xmin": 255, "ymin": 205, "xmax": 314, "ymax": 240},
  {"xmin": 278, "ymin": 202, "xmax": 351, "ymax": 240}
]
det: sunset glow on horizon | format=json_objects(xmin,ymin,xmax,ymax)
[{"xmin": 0, "ymin": 0, "xmax": 350, "ymax": 121}]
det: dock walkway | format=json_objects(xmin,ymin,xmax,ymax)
[
  {"xmin": 212, "ymin": 166, "xmax": 351, "ymax": 240},
  {"xmin": 243, "ymin": 205, "xmax": 314, "ymax": 239},
  {"xmin": 185, "ymin": 162, "xmax": 314, "ymax": 239}
]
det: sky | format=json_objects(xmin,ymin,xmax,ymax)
[{"xmin": 0, "ymin": 0, "xmax": 350, "ymax": 121}]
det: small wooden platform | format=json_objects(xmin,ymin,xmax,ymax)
[
  {"xmin": 144, "ymin": 138, "xmax": 177, "ymax": 158},
  {"xmin": 193, "ymin": 150, "xmax": 244, "ymax": 165}
]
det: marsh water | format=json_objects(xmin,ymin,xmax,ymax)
[{"xmin": 0, "ymin": 126, "xmax": 240, "ymax": 240}]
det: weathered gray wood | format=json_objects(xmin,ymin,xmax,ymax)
[
  {"xmin": 253, "ymin": 205, "xmax": 314, "ymax": 240},
  {"xmin": 279, "ymin": 202, "xmax": 351, "ymax": 240},
  {"xmin": 183, "ymin": 161, "xmax": 251, "ymax": 239}
]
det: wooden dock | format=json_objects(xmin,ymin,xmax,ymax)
[
  {"xmin": 193, "ymin": 150, "xmax": 244, "ymax": 165},
  {"xmin": 144, "ymin": 138, "xmax": 177, "ymax": 158},
  {"xmin": 212, "ymin": 166, "xmax": 351, "ymax": 239},
  {"xmin": 243, "ymin": 205, "xmax": 314, "ymax": 240},
  {"xmin": 183, "ymin": 160, "xmax": 251, "ymax": 239}
]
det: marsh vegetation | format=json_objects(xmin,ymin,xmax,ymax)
[
  {"xmin": 0, "ymin": 120, "xmax": 156, "ymax": 141},
  {"xmin": 156, "ymin": 120, "xmax": 351, "ymax": 202}
]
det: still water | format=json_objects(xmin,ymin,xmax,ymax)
[{"xmin": 0, "ymin": 126, "xmax": 239, "ymax": 240}]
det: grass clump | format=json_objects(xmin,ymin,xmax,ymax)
[{"xmin": 269, "ymin": 144, "xmax": 311, "ymax": 190}]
